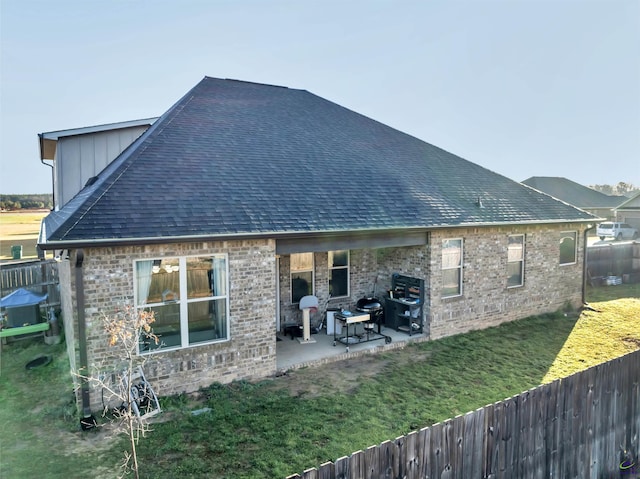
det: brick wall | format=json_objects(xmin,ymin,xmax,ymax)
[
  {"xmin": 428, "ymin": 224, "xmax": 585, "ymax": 339},
  {"xmin": 61, "ymin": 223, "xmax": 585, "ymax": 412},
  {"xmin": 277, "ymin": 224, "xmax": 584, "ymax": 343},
  {"xmin": 66, "ymin": 240, "xmax": 276, "ymax": 412}
]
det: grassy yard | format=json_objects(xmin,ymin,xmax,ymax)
[
  {"xmin": 0, "ymin": 285, "xmax": 638, "ymax": 478},
  {"xmin": 0, "ymin": 210, "xmax": 48, "ymax": 260}
]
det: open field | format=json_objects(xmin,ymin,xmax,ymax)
[
  {"xmin": 1, "ymin": 285, "xmax": 638, "ymax": 478},
  {"xmin": 0, "ymin": 210, "xmax": 48, "ymax": 260}
]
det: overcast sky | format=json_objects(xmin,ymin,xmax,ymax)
[{"xmin": 1, "ymin": 0, "xmax": 638, "ymax": 195}]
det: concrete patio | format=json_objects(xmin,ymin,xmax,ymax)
[{"xmin": 275, "ymin": 323, "xmax": 428, "ymax": 373}]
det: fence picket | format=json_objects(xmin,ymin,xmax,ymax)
[
  {"xmin": 516, "ymin": 389, "xmax": 533, "ymax": 479},
  {"xmin": 573, "ymin": 373, "xmax": 587, "ymax": 477},
  {"xmin": 461, "ymin": 410, "xmax": 477, "ymax": 478},
  {"xmin": 416, "ymin": 426, "xmax": 430, "ymax": 479},
  {"xmin": 378, "ymin": 440, "xmax": 395, "ymax": 479},
  {"xmin": 591, "ymin": 362, "xmax": 606, "ymax": 477},
  {"xmin": 530, "ymin": 385, "xmax": 546, "ymax": 479},
  {"xmin": 348, "ymin": 450, "xmax": 365, "ymax": 479},
  {"xmin": 333, "ymin": 456, "xmax": 349, "ymax": 479},
  {"xmin": 317, "ymin": 461, "xmax": 334, "ymax": 479},
  {"xmin": 403, "ymin": 430, "xmax": 420, "ymax": 479},
  {"xmin": 484, "ymin": 402, "xmax": 498, "ymax": 479},
  {"xmin": 363, "ymin": 445, "xmax": 379, "ymax": 479},
  {"xmin": 428, "ymin": 422, "xmax": 445, "ymax": 479},
  {"xmin": 559, "ymin": 372, "xmax": 574, "ymax": 478},
  {"xmin": 602, "ymin": 359, "xmax": 617, "ymax": 475},
  {"xmin": 441, "ymin": 419, "xmax": 454, "ymax": 478},
  {"xmin": 628, "ymin": 354, "xmax": 640, "ymax": 467}
]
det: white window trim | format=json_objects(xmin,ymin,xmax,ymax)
[
  {"xmin": 442, "ymin": 238, "xmax": 463, "ymax": 298},
  {"xmin": 290, "ymin": 252, "xmax": 314, "ymax": 303},
  {"xmin": 559, "ymin": 231, "xmax": 578, "ymax": 266},
  {"xmin": 329, "ymin": 250, "xmax": 350, "ymax": 299},
  {"xmin": 507, "ymin": 234, "xmax": 525, "ymax": 289},
  {"xmin": 134, "ymin": 254, "xmax": 230, "ymax": 355}
]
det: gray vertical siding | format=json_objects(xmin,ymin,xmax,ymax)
[{"xmin": 55, "ymin": 125, "xmax": 149, "ymax": 207}]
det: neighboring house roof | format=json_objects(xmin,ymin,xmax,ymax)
[
  {"xmin": 614, "ymin": 191, "xmax": 640, "ymax": 210},
  {"xmin": 521, "ymin": 176, "xmax": 626, "ymax": 209},
  {"xmin": 40, "ymin": 77, "xmax": 597, "ymax": 248}
]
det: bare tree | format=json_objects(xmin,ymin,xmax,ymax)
[
  {"xmin": 590, "ymin": 183, "xmax": 614, "ymax": 195},
  {"xmin": 614, "ymin": 181, "xmax": 639, "ymax": 196},
  {"xmin": 76, "ymin": 304, "xmax": 159, "ymax": 479}
]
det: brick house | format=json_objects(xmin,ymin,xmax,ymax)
[{"xmin": 38, "ymin": 77, "xmax": 597, "ymax": 415}]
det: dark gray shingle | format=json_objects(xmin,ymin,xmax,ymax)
[{"xmin": 44, "ymin": 77, "xmax": 597, "ymax": 244}]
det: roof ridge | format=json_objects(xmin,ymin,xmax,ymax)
[{"xmin": 203, "ymin": 75, "xmax": 294, "ymax": 90}]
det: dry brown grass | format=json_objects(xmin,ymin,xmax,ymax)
[
  {"xmin": 542, "ymin": 297, "xmax": 640, "ymax": 382},
  {"xmin": 0, "ymin": 210, "xmax": 48, "ymax": 260}
]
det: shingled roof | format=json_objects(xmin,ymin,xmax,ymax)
[
  {"xmin": 521, "ymin": 177, "xmax": 626, "ymax": 209},
  {"xmin": 40, "ymin": 77, "xmax": 596, "ymax": 248}
]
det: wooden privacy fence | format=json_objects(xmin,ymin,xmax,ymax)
[
  {"xmin": 287, "ymin": 349, "xmax": 640, "ymax": 479},
  {"xmin": 0, "ymin": 259, "xmax": 60, "ymax": 309},
  {"xmin": 587, "ymin": 242, "xmax": 640, "ymax": 281}
]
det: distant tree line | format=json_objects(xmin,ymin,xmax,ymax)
[
  {"xmin": 589, "ymin": 182, "xmax": 638, "ymax": 197},
  {"xmin": 0, "ymin": 194, "xmax": 53, "ymax": 211}
]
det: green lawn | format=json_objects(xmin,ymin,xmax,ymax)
[
  {"xmin": 0, "ymin": 284, "xmax": 638, "ymax": 478},
  {"xmin": 0, "ymin": 341, "xmax": 107, "ymax": 478}
]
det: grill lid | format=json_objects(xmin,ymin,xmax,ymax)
[{"xmin": 356, "ymin": 297, "xmax": 382, "ymax": 311}]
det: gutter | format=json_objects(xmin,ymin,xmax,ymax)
[
  {"xmin": 38, "ymin": 218, "xmax": 600, "ymax": 251},
  {"xmin": 74, "ymin": 249, "xmax": 92, "ymax": 419}
]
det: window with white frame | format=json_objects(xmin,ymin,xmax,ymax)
[
  {"xmin": 442, "ymin": 239, "xmax": 463, "ymax": 297},
  {"xmin": 507, "ymin": 234, "xmax": 525, "ymax": 288},
  {"xmin": 329, "ymin": 250, "xmax": 349, "ymax": 298},
  {"xmin": 559, "ymin": 231, "xmax": 577, "ymax": 265},
  {"xmin": 290, "ymin": 252, "xmax": 314, "ymax": 303},
  {"xmin": 135, "ymin": 255, "xmax": 229, "ymax": 353}
]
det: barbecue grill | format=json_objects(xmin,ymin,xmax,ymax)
[
  {"xmin": 332, "ymin": 300, "xmax": 391, "ymax": 352},
  {"xmin": 355, "ymin": 297, "xmax": 384, "ymax": 329}
]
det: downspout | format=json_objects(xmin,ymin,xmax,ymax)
[
  {"xmin": 39, "ymin": 152, "xmax": 55, "ymax": 259},
  {"xmin": 39, "ymin": 152, "xmax": 55, "ymax": 210},
  {"xmin": 582, "ymin": 224, "xmax": 596, "ymax": 306},
  {"xmin": 75, "ymin": 249, "xmax": 92, "ymax": 418}
]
